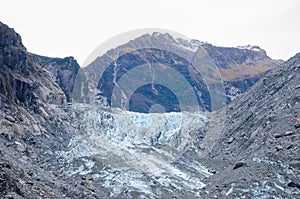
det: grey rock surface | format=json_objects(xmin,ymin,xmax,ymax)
[
  {"xmin": 31, "ymin": 54, "xmax": 80, "ymax": 102},
  {"xmin": 0, "ymin": 21, "xmax": 108, "ymax": 198},
  {"xmin": 199, "ymin": 53, "xmax": 300, "ymax": 198}
]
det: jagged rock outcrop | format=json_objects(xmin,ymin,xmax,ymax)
[
  {"xmin": 0, "ymin": 22, "xmax": 66, "ymax": 108},
  {"xmin": 0, "ymin": 22, "xmax": 108, "ymax": 198},
  {"xmin": 31, "ymin": 54, "xmax": 80, "ymax": 102}
]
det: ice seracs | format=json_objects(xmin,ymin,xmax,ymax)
[{"xmin": 55, "ymin": 105, "xmax": 211, "ymax": 197}]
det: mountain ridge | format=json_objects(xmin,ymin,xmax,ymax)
[{"xmin": 75, "ymin": 31, "xmax": 281, "ymax": 112}]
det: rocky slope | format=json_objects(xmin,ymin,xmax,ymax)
[
  {"xmin": 75, "ymin": 32, "xmax": 281, "ymax": 112},
  {"xmin": 199, "ymin": 53, "xmax": 300, "ymax": 198},
  {"xmin": 0, "ymin": 22, "xmax": 108, "ymax": 198}
]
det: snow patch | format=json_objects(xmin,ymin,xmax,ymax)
[{"xmin": 237, "ymin": 45, "xmax": 261, "ymax": 52}]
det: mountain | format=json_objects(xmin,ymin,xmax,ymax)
[
  {"xmin": 0, "ymin": 22, "xmax": 108, "ymax": 198},
  {"xmin": 1, "ymin": 21, "xmax": 299, "ymax": 199},
  {"xmin": 75, "ymin": 32, "xmax": 282, "ymax": 112}
]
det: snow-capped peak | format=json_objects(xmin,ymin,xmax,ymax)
[
  {"xmin": 237, "ymin": 45, "xmax": 262, "ymax": 52},
  {"xmin": 151, "ymin": 32, "xmax": 208, "ymax": 52},
  {"xmin": 152, "ymin": 32, "xmax": 176, "ymax": 43}
]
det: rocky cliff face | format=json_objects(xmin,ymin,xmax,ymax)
[
  {"xmin": 0, "ymin": 22, "xmax": 108, "ymax": 198},
  {"xmin": 0, "ymin": 23, "xmax": 66, "ymax": 107},
  {"xmin": 31, "ymin": 54, "xmax": 79, "ymax": 102},
  {"xmin": 76, "ymin": 32, "xmax": 281, "ymax": 112}
]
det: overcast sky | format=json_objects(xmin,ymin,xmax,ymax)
[{"xmin": 1, "ymin": 0, "xmax": 299, "ymax": 66}]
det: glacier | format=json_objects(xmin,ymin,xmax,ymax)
[{"xmin": 54, "ymin": 104, "xmax": 213, "ymax": 198}]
